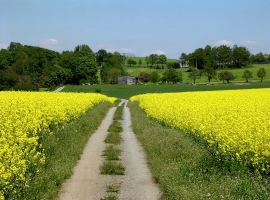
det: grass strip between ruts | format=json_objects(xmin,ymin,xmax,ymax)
[{"xmin": 101, "ymin": 104, "xmax": 125, "ymax": 200}]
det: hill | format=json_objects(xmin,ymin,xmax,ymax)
[
  {"xmin": 125, "ymin": 56, "xmax": 177, "ymax": 68},
  {"xmin": 124, "ymin": 59, "xmax": 270, "ymax": 84}
]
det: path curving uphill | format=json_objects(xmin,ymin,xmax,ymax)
[
  {"xmin": 54, "ymin": 86, "xmax": 65, "ymax": 92},
  {"xmin": 57, "ymin": 100, "xmax": 161, "ymax": 200}
]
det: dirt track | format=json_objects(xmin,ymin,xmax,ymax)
[{"xmin": 57, "ymin": 100, "xmax": 161, "ymax": 200}]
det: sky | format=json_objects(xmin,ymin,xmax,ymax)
[{"xmin": 0, "ymin": 0, "xmax": 269, "ymax": 59}]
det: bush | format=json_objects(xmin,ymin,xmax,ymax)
[
  {"xmin": 95, "ymin": 88, "xmax": 102, "ymax": 93},
  {"xmin": 14, "ymin": 81, "xmax": 33, "ymax": 91}
]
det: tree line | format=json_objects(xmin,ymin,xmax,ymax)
[
  {"xmin": 0, "ymin": 42, "xmax": 129, "ymax": 90},
  {"xmin": 180, "ymin": 45, "xmax": 270, "ymax": 70},
  {"xmin": 178, "ymin": 45, "xmax": 268, "ymax": 84},
  {"xmin": 0, "ymin": 42, "xmax": 269, "ymax": 90}
]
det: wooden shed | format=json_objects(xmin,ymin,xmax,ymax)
[{"xmin": 118, "ymin": 76, "xmax": 136, "ymax": 85}]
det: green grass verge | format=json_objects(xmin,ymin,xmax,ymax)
[
  {"xmin": 105, "ymin": 121, "xmax": 122, "ymax": 145},
  {"xmin": 24, "ymin": 102, "xmax": 113, "ymax": 199},
  {"xmin": 101, "ymin": 184, "xmax": 120, "ymax": 200},
  {"xmin": 128, "ymin": 101, "xmax": 270, "ymax": 199},
  {"xmin": 113, "ymin": 104, "xmax": 124, "ymax": 120},
  {"xmin": 100, "ymin": 161, "xmax": 125, "ymax": 175},
  {"xmin": 62, "ymin": 81, "xmax": 270, "ymax": 99},
  {"xmin": 101, "ymin": 195, "xmax": 118, "ymax": 200},
  {"xmin": 106, "ymin": 184, "xmax": 120, "ymax": 193},
  {"xmin": 104, "ymin": 105, "xmax": 124, "ymax": 144},
  {"xmin": 102, "ymin": 145, "xmax": 122, "ymax": 161}
]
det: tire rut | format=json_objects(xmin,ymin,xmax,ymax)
[{"xmin": 57, "ymin": 100, "xmax": 161, "ymax": 200}]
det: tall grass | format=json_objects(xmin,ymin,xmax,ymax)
[
  {"xmin": 128, "ymin": 101, "xmax": 270, "ymax": 199},
  {"xmin": 24, "ymin": 102, "xmax": 113, "ymax": 199}
]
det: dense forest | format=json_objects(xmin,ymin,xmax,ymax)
[
  {"xmin": 0, "ymin": 42, "xmax": 269, "ymax": 91},
  {"xmin": 0, "ymin": 42, "xmax": 126, "ymax": 91}
]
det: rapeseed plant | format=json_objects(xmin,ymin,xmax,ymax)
[
  {"xmin": 0, "ymin": 91, "xmax": 115, "ymax": 199},
  {"xmin": 130, "ymin": 88, "xmax": 270, "ymax": 175}
]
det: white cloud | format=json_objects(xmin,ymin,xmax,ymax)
[
  {"xmin": 119, "ymin": 48, "xmax": 134, "ymax": 53},
  {"xmin": 147, "ymin": 50, "xmax": 166, "ymax": 55},
  {"xmin": 214, "ymin": 40, "xmax": 234, "ymax": 46},
  {"xmin": 238, "ymin": 41, "xmax": 258, "ymax": 54},
  {"xmin": 104, "ymin": 46, "xmax": 134, "ymax": 54},
  {"xmin": 240, "ymin": 40, "xmax": 257, "ymax": 46},
  {"xmin": 40, "ymin": 39, "xmax": 58, "ymax": 45},
  {"xmin": 0, "ymin": 43, "xmax": 9, "ymax": 49}
]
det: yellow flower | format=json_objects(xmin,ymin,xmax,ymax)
[
  {"xmin": 131, "ymin": 88, "xmax": 270, "ymax": 174},
  {"xmin": 0, "ymin": 91, "xmax": 115, "ymax": 198}
]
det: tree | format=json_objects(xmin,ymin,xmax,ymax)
[
  {"xmin": 7, "ymin": 42, "xmax": 23, "ymax": 51},
  {"xmin": 187, "ymin": 48, "xmax": 207, "ymax": 69},
  {"xmin": 127, "ymin": 58, "xmax": 136, "ymax": 67},
  {"xmin": 256, "ymin": 52, "xmax": 265, "ymax": 64},
  {"xmin": 264, "ymin": 54, "xmax": 269, "ymax": 62},
  {"xmin": 138, "ymin": 72, "xmax": 150, "ymax": 84},
  {"xmin": 232, "ymin": 45, "xmax": 250, "ymax": 68},
  {"xmin": 162, "ymin": 68, "xmax": 182, "ymax": 84},
  {"xmin": 145, "ymin": 56, "xmax": 149, "ymax": 67},
  {"xmin": 257, "ymin": 68, "xmax": 266, "ymax": 82},
  {"xmin": 180, "ymin": 52, "xmax": 187, "ymax": 60},
  {"xmin": 0, "ymin": 69, "xmax": 19, "ymax": 90},
  {"xmin": 202, "ymin": 66, "xmax": 217, "ymax": 84},
  {"xmin": 158, "ymin": 54, "xmax": 167, "ymax": 68},
  {"xmin": 72, "ymin": 44, "xmax": 98, "ymax": 84},
  {"xmin": 74, "ymin": 44, "xmax": 93, "ymax": 55},
  {"xmin": 59, "ymin": 51, "xmax": 76, "ymax": 79},
  {"xmin": 74, "ymin": 56, "xmax": 98, "ymax": 84},
  {"xmin": 45, "ymin": 65, "xmax": 71, "ymax": 87},
  {"xmin": 10, "ymin": 51, "xmax": 28, "ymax": 75},
  {"xmin": 218, "ymin": 72, "xmax": 225, "ymax": 84},
  {"xmin": 127, "ymin": 58, "xmax": 133, "ymax": 67},
  {"xmin": 0, "ymin": 49, "xmax": 12, "ymax": 70},
  {"xmin": 167, "ymin": 62, "xmax": 180, "ymax": 69},
  {"xmin": 138, "ymin": 59, "xmax": 142, "ymax": 67},
  {"xmin": 242, "ymin": 69, "xmax": 253, "ymax": 82},
  {"xmin": 219, "ymin": 71, "xmax": 236, "ymax": 84},
  {"xmin": 149, "ymin": 54, "xmax": 159, "ymax": 68},
  {"xmin": 204, "ymin": 45, "xmax": 217, "ymax": 69},
  {"xmin": 100, "ymin": 52, "xmax": 125, "ymax": 83},
  {"xmin": 107, "ymin": 68, "xmax": 121, "ymax": 84},
  {"xmin": 188, "ymin": 67, "xmax": 200, "ymax": 84},
  {"xmin": 149, "ymin": 71, "xmax": 160, "ymax": 84},
  {"xmin": 216, "ymin": 45, "xmax": 232, "ymax": 68},
  {"xmin": 95, "ymin": 49, "xmax": 108, "ymax": 67},
  {"xmin": 250, "ymin": 54, "xmax": 258, "ymax": 64}
]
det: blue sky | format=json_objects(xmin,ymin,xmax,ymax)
[{"xmin": 0, "ymin": 0, "xmax": 269, "ymax": 58}]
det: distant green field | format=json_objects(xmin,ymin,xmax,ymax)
[
  {"xmin": 62, "ymin": 81, "xmax": 270, "ymax": 99},
  {"xmin": 124, "ymin": 62, "xmax": 270, "ymax": 83},
  {"xmin": 124, "ymin": 56, "xmax": 176, "ymax": 68}
]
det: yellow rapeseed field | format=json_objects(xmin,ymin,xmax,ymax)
[
  {"xmin": 0, "ymin": 91, "xmax": 115, "ymax": 199},
  {"xmin": 130, "ymin": 88, "xmax": 270, "ymax": 175}
]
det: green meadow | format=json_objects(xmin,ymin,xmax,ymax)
[
  {"xmin": 123, "ymin": 62, "xmax": 270, "ymax": 84},
  {"xmin": 62, "ymin": 81, "xmax": 270, "ymax": 99}
]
